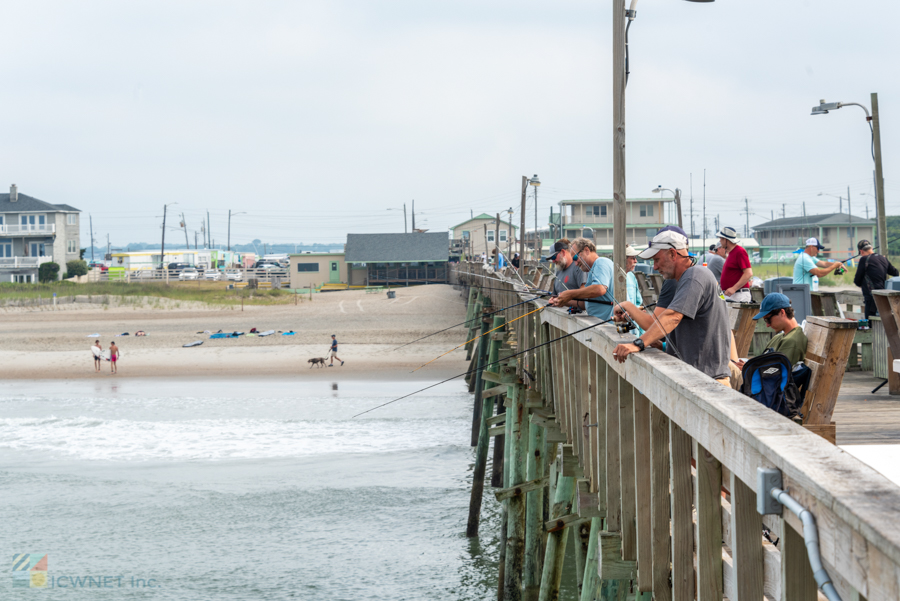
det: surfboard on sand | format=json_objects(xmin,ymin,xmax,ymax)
[
  {"xmin": 183, "ymin": 340, "xmax": 203, "ymax": 347},
  {"xmin": 258, "ymin": 330, "xmax": 276, "ymax": 337}
]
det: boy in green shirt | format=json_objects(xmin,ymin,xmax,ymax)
[{"xmin": 752, "ymin": 293, "xmax": 808, "ymax": 366}]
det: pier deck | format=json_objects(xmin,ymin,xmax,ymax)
[{"xmin": 836, "ymin": 371, "xmax": 900, "ymax": 445}]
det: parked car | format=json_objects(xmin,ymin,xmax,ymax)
[
  {"xmin": 165, "ymin": 262, "xmax": 192, "ymax": 272},
  {"xmin": 179, "ymin": 268, "xmax": 199, "ymax": 281},
  {"xmin": 204, "ymin": 269, "xmax": 221, "ymax": 281},
  {"xmin": 88, "ymin": 262, "xmax": 108, "ymax": 272},
  {"xmin": 252, "ymin": 261, "xmax": 283, "ymax": 270},
  {"xmin": 225, "ymin": 270, "xmax": 243, "ymax": 282}
]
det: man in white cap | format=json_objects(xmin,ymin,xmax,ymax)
[
  {"xmin": 612, "ymin": 229, "xmax": 731, "ymax": 385},
  {"xmin": 549, "ymin": 237, "xmax": 615, "ymax": 320},
  {"xmin": 793, "ymin": 237, "xmax": 842, "ymax": 286},
  {"xmin": 716, "ymin": 226, "xmax": 753, "ymax": 302}
]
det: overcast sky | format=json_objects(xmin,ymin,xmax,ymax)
[{"xmin": 2, "ymin": 0, "xmax": 897, "ymax": 248}]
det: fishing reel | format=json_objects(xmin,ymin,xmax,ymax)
[
  {"xmin": 616, "ymin": 320, "xmax": 636, "ymax": 335},
  {"xmin": 835, "ymin": 265, "xmax": 847, "ymax": 276},
  {"xmin": 567, "ymin": 305, "xmax": 584, "ymax": 315}
]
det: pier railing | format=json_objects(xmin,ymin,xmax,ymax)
[{"xmin": 455, "ymin": 261, "xmax": 900, "ymax": 601}]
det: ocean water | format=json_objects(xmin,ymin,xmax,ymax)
[{"xmin": 0, "ymin": 378, "xmax": 511, "ymax": 600}]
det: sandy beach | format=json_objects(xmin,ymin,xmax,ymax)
[{"xmin": 0, "ymin": 285, "xmax": 472, "ymax": 381}]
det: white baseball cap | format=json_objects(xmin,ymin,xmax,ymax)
[
  {"xmin": 638, "ymin": 230, "xmax": 689, "ymax": 259},
  {"xmin": 805, "ymin": 237, "xmax": 825, "ymax": 250},
  {"xmin": 625, "ymin": 244, "xmax": 640, "ymax": 257}
]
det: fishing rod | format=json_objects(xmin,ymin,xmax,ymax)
[
  {"xmin": 410, "ymin": 305, "xmax": 546, "ymax": 373},
  {"xmin": 390, "ymin": 294, "xmax": 547, "ymax": 351},
  {"xmin": 834, "ymin": 234, "xmax": 900, "ymax": 265},
  {"xmin": 352, "ymin": 315, "xmax": 617, "ymax": 419}
]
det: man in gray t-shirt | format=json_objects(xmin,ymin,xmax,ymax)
[
  {"xmin": 705, "ymin": 243, "xmax": 726, "ymax": 285},
  {"xmin": 612, "ymin": 230, "xmax": 731, "ymax": 383},
  {"xmin": 547, "ymin": 240, "xmax": 585, "ymax": 296}
]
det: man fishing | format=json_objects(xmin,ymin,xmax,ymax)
[
  {"xmin": 547, "ymin": 239, "xmax": 585, "ymax": 305},
  {"xmin": 612, "ymin": 229, "xmax": 731, "ymax": 385},
  {"xmin": 548, "ymin": 237, "xmax": 614, "ymax": 320},
  {"xmin": 854, "ymin": 239, "xmax": 899, "ymax": 320}
]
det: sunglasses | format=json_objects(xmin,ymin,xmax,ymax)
[{"xmin": 763, "ymin": 310, "xmax": 781, "ymax": 324}]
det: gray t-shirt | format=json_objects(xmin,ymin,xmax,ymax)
[
  {"xmin": 665, "ymin": 266, "xmax": 731, "ymax": 380},
  {"xmin": 706, "ymin": 254, "xmax": 725, "ymax": 283},
  {"xmin": 553, "ymin": 261, "xmax": 585, "ymax": 295},
  {"xmin": 656, "ymin": 279, "xmax": 677, "ymax": 309}
]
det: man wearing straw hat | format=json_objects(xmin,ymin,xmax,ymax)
[{"xmin": 716, "ymin": 226, "xmax": 753, "ymax": 302}]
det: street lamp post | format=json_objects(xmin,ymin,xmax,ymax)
[
  {"xmin": 652, "ymin": 186, "xmax": 683, "ymax": 229},
  {"xmin": 529, "ymin": 175, "xmax": 540, "ymax": 260},
  {"xmin": 811, "ymin": 94, "xmax": 887, "ymax": 255},
  {"xmin": 387, "ymin": 205, "xmax": 408, "ymax": 233},
  {"xmin": 612, "ymin": 0, "xmax": 712, "ymax": 300},
  {"xmin": 228, "ymin": 211, "xmax": 247, "ymax": 252}
]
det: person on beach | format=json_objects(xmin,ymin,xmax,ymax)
[
  {"xmin": 548, "ymin": 238, "xmax": 614, "ymax": 320},
  {"xmin": 716, "ymin": 226, "xmax": 753, "ymax": 302},
  {"xmin": 109, "ymin": 342, "xmax": 120, "ymax": 374},
  {"xmin": 329, "ymin": 334, "xmax": 344, "ymax": 367},
  {"xmin": 611, "ymin": 229, "xmax": 731, "ymax": 386},
  {"xmin": 92, "ymin": 340, "xmax": 102, "ymax": 372}
]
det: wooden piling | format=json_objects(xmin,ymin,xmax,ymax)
[
  {"xmin": 466, "ymin": 310, "xmax": 503, "ymax": 538},
  {"xmin": 538, "ymin": 453, "xmax": 576, "ymax": 601},
  {"xmin": 579, "ymin": 517, "xmax": 602, "ymax": 601},
  {"xmin": 523, "ymin": 409, "xmax": 547, "ymax": 601},
  {"xmin": 504, "ymin": 378, "xmax": 527, "ymax": 601}
]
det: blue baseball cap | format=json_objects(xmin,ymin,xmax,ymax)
[
  {"xmin": 656, "ymin": 225, "xmax": 688, "ymax": 238},
  {"xmin": 753, "ymin": 293, "xmax": 792, "ymax": 320}
]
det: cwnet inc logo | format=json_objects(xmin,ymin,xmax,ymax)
[{"xmin": 12, "ymin": 554, "xmax": 48, "ymax": 589}]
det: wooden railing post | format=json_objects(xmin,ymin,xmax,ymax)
[
  {"xmin": 669, "ymin": 422, "xmax": 693, "ymax": 601},
  {"xmin": 729, "ymin": 472, "xmax": 764, "ymax": 600},
  {"xmin": 780, "ymin": 520, "xmax": 817, "ymax": 601},
  {"xmin": 694, "ymin": 441, "xmax": 723, "ymax": 601},
  {"xmin": 650, "ymin": 405, "xmax": 671, "ymax": 601},
  {"xmin": 619, "ymin": 378, "xmax": 637, "ymax": 562},
  {"xmin": 633, "ymin": 390, "xmax": 653, "ymax": 593}
]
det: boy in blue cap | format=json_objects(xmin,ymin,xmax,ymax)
[{"xmin": 752, "ymin": 293, "xmax": 807, "ymax": 366}]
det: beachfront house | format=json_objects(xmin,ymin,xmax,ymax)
[
  {"xmin": 557, "ymin": 198, "xmax": 675, "ymax": 254},
  {"xmin": 752, "ymin": 213, "xmax": 876, "ymax": 262},
  {"xmin": 0, "ymin": 185, "xmax": 81, "ymax": 283},
  {"xmin": 289, "ymin": 252, "xmax": 349, "ymax": 289},
  {"xmin": 345, "ymin": 232, "xmax": 450, "ymax": 286},
  {"xmin": 450, "ymin": 214, "xmax": 518, "ymax": 261}
]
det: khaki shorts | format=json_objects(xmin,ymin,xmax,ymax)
[{"xmin": 330, "ymin": 350, "xmax": 338, "ymax": 357}]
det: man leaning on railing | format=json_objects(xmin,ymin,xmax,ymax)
[{"xmin": 611, "ymin": 229, "xmax": 732, "ymax": 387}]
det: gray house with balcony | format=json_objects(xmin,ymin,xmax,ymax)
[
  {"xmin": 752, "ymin": 213, "xmax": 875, "ymax": 262},
  {"xmin": 0, "ymin": 185, "xmax": 81, "ymax": 282},
  {"xmin": 557, "ymin": 198, "xmax": 676, "ymax": 251}
]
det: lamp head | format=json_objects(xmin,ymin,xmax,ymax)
[
  {"xmin": 529, "ymin": 175, "xmax": 541, "ymax": 187},
  {"xmin": 811, "ymin": 99, "xmax": 841, "ymax": 115},
  {"xmin": 652, "ymin": 186, "xmax": 662, "ymax": 194}
]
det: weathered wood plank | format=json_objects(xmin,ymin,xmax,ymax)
[
  {"xmin": 694, "ymin": 441, "xmax": 723, "ymax": 601},
  {"xmin": 606, "ymin": 364, "xmax": 622, "ymax": 533},
  {"xmin": 619, "ymin": 377, "xmax": 637, "ymax": 562},
  {"xmin": 781, "ymin": 519, "xmax": 818, "ymax": 601},
  {"xmin": 650, "ymin": 405, "xmax": 672, "ymax": 601},
  {"xmin": 598, "ymin": 531, "xmax": 636, "ymax": 581},
  {"xmin": 633, "ymin": 389, "xmax": 653, "ymax": 593},
  {"xmin": 669, "ymin": 421, "xmax": 694, "ymax": 601},
  {"xmin": 729, "ymin": 471, "xmax": 764, "ymax": 601}
]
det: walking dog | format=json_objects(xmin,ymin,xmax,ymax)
[{"xmin": 308, "ymin": 357, "xmax": 327, "ymax": 368}]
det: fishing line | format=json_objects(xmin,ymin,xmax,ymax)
[
  {"xmin": 352, "ymin": 316, "xmax": 616, "ymax": 419},
  {"xmin": 390, "ymin": 294, "xmax": 547, "ymax": 351},
  {"xmin": 410, "ymin": 305, "xmax": 546, "ymax": 373}
]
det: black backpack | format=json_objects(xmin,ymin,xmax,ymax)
[{"xmin": 740, "ymin": 352, "xmax": 803, "ymax": 419}]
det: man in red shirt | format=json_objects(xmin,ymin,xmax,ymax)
[{"xmin": 716, "ymin": 226, "xmax": 753, "ymax": 302}]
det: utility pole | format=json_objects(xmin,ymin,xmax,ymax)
[
  {"xmin": 228, "ymin": 210, "xmax": 231, "ymax": 251},
  {"xmin": 743, "ymin": 198, "xmax": 750, "ymax": 240},
  {"xmin": 674, "ymin": 188, "xmax": 683, "ymax": 229},
  {"xmin": 848, "ymin": 185, "xmax": 853, "ymax": 259},
  {"xmin": 873, "ymin": 93, "xmax": 888, "ymax": 255},
  {"xmin": 182, "ymin": 213, "xmax": 190, "ymax": 249},
  {"xmin": 403, "ymin": 203, "xmax": 408, "ymax": 234},
  {"xmin": 411, "ymin": 200, "xmax": 416, "ymax": 231},
  {"xmin": 803, "ymin": 202, "xmax": 806, "ymax": 217},
  {"xmin": 702, "ymin": 168, "xmax": 706, "ymax": 243},
  {"xmin": 161, "ymin": 204, "xmax": 168, "ymax": 268},
  {"xmin": 783, "ymin": 204, "xmax": 786, "ymax": 219},
  {"xmin": 207, "ymin": 211, "xmax": 211, "ymax": 249},
  {"xmin": 519, "ymin": 176, "xmax": 527, "ymax": 262},
  {"xmin": 194, "ymin": 231, "xmax": 198, "ymax": 249},
  {"xmin": 689, "ymin": 174, "xmax": 694, "ymax": 242},
  {"xmin": 495, "ymin": 213, "xmax": 501, "ymax": 265},
  {"xmin": 89, "ymin": 214, "xmax": 95, "ymax": 262},
  {"xmin": 533, "ymin": 184, "xmax": 538, "ymax": 256},
  {"xmin": 611, "ymin": 0, "xmax": 627, "ymax": 301}
]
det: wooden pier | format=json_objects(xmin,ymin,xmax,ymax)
[{"xmin": 454, "ymin": 262, "xmax": 900, "ymax": 601}]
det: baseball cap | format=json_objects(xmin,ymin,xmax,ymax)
[
  {"xmin": 716, "ymin": 226, "xmax": 739, "ymax": 242},
  {"xmin": 625, "ymin": 244, "xmax": 640, "ymax": 257},
  {"xmin": 709, "ymin": 244, "xmax": 717, "ymax": 251},
  {"xmin": 656, "ymin": 225, "xmax": 688, "ymax": 238},
  {"xmin": 753, "ymin": 293, "xmax": 792, "ymax": 320},
  {"xmin": 547, "ymin": 241, "xmax": 569, "ymax": 262},
  {"xmin": 638, "ymin": 230, "xmax": 689, "ymax": 259},
  {"xmin": 805, "ymin": 237, "xmax": 826, "ymax": 250},
  {"xmin": 858, "ymin": 239, "xmax": 873, "ymax": 251}
]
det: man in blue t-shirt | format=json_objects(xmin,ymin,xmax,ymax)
[
  {"xmin": 548, "ymin": 237, "xmax": 614, "ymax": 320},
  {"xmin": 793, "ymin": 237, "xmax": 842, "ymax": 286}
]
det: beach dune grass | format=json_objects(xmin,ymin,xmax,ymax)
[{"xmin": 0, "ymin": 281, "xmax": 297, "ymax": 306}]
